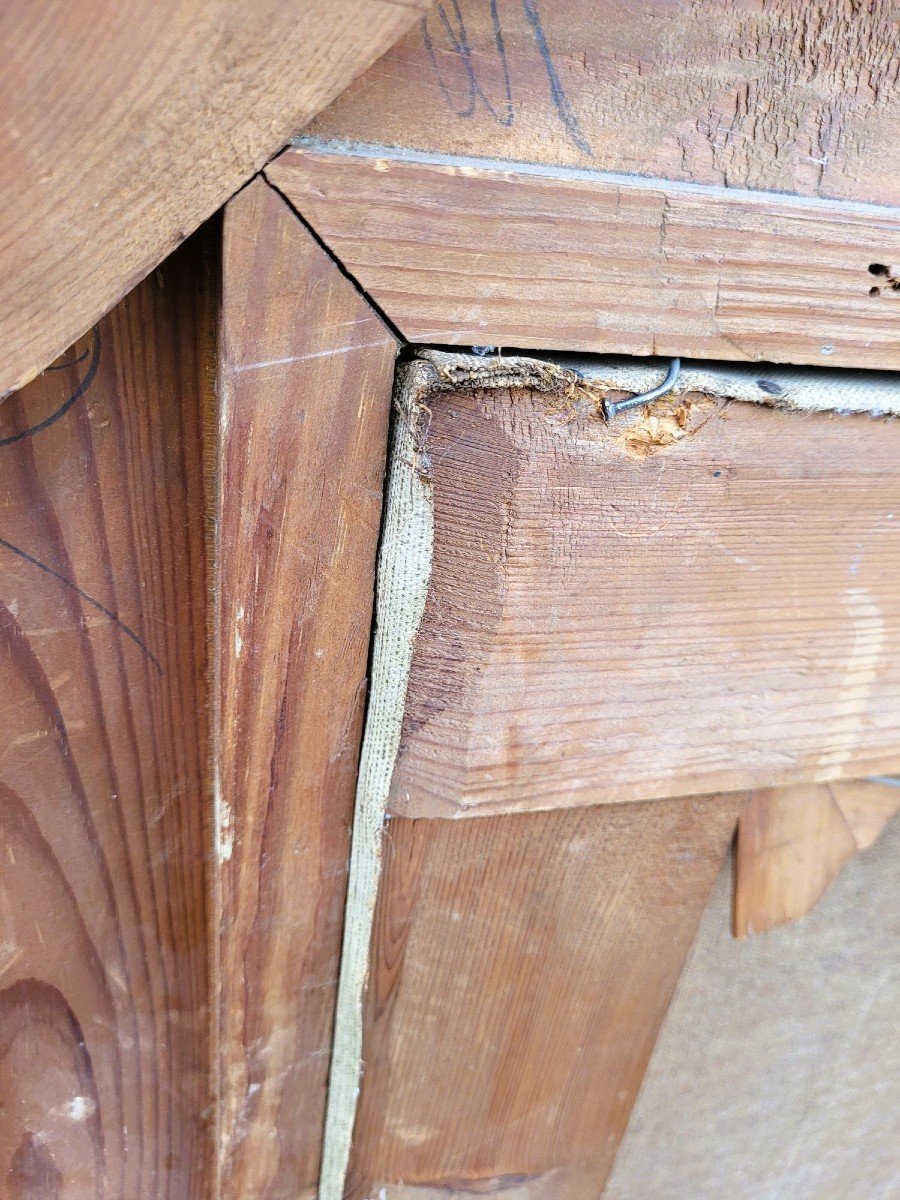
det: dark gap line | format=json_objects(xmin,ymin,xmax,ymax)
[{"xmin": 261, "ymin": 172, "xmax": 410, "ymax": 348}]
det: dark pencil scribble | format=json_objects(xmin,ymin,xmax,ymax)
[
  {"xmin": 1, "ymin": 326, "xmax": 101, "ymax": 447},
  {"xmin": 0, "ymin": 535, "xmax": 162, "ymax": 675},
  {"xmin": 521, "ymin": 0, "xmax": 591, "ymax": 156},
  {"xmin": 45, "ymin": 346, "xmax": 91, "ymax": 371},
  {"xmin": 422, "ymin": 0, "xmax": 591, "ymax": 155},
  {"xmin": 422, "ymin": 0, "xmax": 514, "ymax": 125}
]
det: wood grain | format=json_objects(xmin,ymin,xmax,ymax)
[
  {"xmin": 384, "ymin": 375, "xmax": 900, "ymax": 818},
  {"xmin": 0, "ymin": 0, "xmax": 425, "ymax": 397},
  {"xmin": 733, "ymin": 785, "xmax": 858, "ymax": 938},
  {"xmin": 734, "ymin": 778, "xmax": 900, "ymax": 936},
  {"xmin": 268, "ymin": 145, "xmax": 900, "ymax": 369},
  {"xmin": 345, "ymin": 795, "xmax": 740, "ymax": 1200},
  {"xmin": 312, "ymin": 0, "xmax": 900, "ymax": 206},
  {"xmin": 215, "ymin": 178, "xmax": 397, "ymax": 1200},
  {"xmin": 830, "ymin": 777, "xmax": 900, "ymax": 851},
  {"xmin": 0, "ymin": 233, "xmax": 213, "ymax": 1196}
]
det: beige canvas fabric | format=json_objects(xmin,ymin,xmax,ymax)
[
  {"xmin": 318, "ymin": 362, "xmax": 436, "ymax": 1200},
  {"xmin": 424, "ymin": 349, "xmax": 900, "ymax": 417},
  {"xmin": 603, "ymin": 818, "xmax": 900, "ymax": 1200}
]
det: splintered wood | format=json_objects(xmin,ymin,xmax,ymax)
[
  {"xmin": 382, "ymin": 356, "xmax": 900, "ymax": 819},
  {"xmin": 734, "ymin": 779, "xmax": 900, "ymax": 936}
]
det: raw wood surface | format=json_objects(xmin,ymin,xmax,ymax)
[
  {"xmin": 345, "ymin": 795, "xmax": 740, "ymax": 1200},
  {"xmin": 734, "ymin": 779, "xmax": 900, "ymax": 936},
  {"xmin": 733, "ymin": 785, "xmax": 858, "ymax": 938},
  {"xmin": 268, "ymin": 145, "xmax": 900, "ymax": 369},
  {"xmin": 385, "ymin": 377, "xmax": 900, "ymax": 819},
  {"xmin": 0, "ymin": 235, "xmax": 213, "ymax": 1196},
  {"xmin": 0, "ymin": 0, "xmax": 425, "ymax": 398},
  {"xmin": 312, "ymin": 0, "xmax": 900, "ymax": 206},
  {"xmin": 829, "ymin": 777, "xmax": 900, "ymax": 851},
  {"xmin": 215, "ymin": 179, "xmax": 397, "ymax": 1200}
]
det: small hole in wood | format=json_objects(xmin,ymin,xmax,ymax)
[
  {"xmin": 868, "ymin": 263, "xmax": 890, "ymax": 276},
  {"xmin": 869, "ymin": 286, "xmax": 881, "ymax": 297}
]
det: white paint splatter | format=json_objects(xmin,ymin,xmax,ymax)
[
  {"xmin": 214, "ymin": 779, "xmax": 235, "ymax": 863},
  {"xmin": 234, "ymin": 605, "xmax": 245, "ymax": 659},
  {"xmin": 60, "ymin": 1096, "xmax": 95, "ymax": 1121}
]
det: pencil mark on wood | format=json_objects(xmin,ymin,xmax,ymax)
[
  {"xmin": 269, "ymin": 145, "xmax": 900, "ymax": 368},
  {"xmin": 422, "ymin": 0, "xmax": 513, "ymax": 125},
  {"xmin": 216, "ymin": 179, "xmax": 396, "ymax": 1200},
  {"xmin": 314, "ymin": 0, "xmax": 896, "ymax": 202},
  {"xmin": 0, "ymin": 328, "xmax": 101, "ymax": 448},
  {"xmin": 0, "ymin": 229, "xmax": 211, "ymax": 1196},
  {"xmin": 0, "ymin": 0, "xmax": 425, "ymax": 397},
  {"xmin": 45, "ymin": 347, "xmax": 90, "ymax": 372},
  {"xmin": 421, "ymin": 0, "xmax": 590, "ymax": 154},
  {"xmin": 520, "ymin": 0, "xmax": 590, "ymax": 156},
  {"xmin": 0, "ymin": 533, "xmax": 162, "ymax": 674}
]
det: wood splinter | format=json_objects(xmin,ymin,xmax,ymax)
[{"xmin": 733, "ymin": 779, "xmax": 900, "ymax": 937}]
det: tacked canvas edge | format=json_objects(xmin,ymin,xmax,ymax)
[{"xmin": 319, "ymin": 347, "xmax": 899, "ymax": 1200}]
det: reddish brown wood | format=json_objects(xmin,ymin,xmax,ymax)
[
  {"xmin": 312, "ymin": 0, "xmax": 900, "ymax": 205},
  {"xmin": 0, "ymin": 233, "xmax": 214, "ymax": 1196},
  {"xmin": 346, "ymin": 795, "xmax": 741, "ymax": 1200},
  {"xmin": 0, "ymin": 0, "xmax": 425, "ymax": 396},
  {"xmin": 268, "ymin": 146, "xmax": 900, "ymax": 369},
  {"xmin": 215, "ymin": 178, "xmax": 397, "ymax": 1200}
]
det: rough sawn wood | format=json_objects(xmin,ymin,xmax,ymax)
[
  {"xmin": 312, "ymin": 0, "xmax": 900, "ymax": 206},
  {"xmin": 382, "ymin": 361, "xmax": 900, "ymax": 818},
  {"xmin": 0, "ymin": 0, "xmax": 424, "ymax": 396}
]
